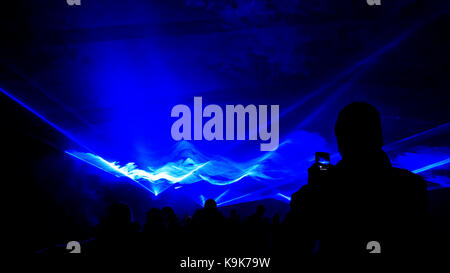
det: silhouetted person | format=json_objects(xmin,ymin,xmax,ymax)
[
  {"xmin": 162, "ymin": 206, "xmax": 182, "ymax": 255},
  {"xmin": 192, "ymin": 199, "xmax": 225, "ymax": 226},
  {"xmin": 247, "ymin": 205, "xmax": 267, "ymax": 230},
  {"xmin": 286, "ymin": 102, "xmax": 429, "ymax": 257},
  {"xmin": 223, "ymin": 209, "xmax": 242, "ymax": 254},
  {"xmin": 143, "ymin": 208, "xmax": 164, "ymax": 234},
  {"xmin": 228, "ymin": 209, "xmax": 241, "ymax": 236},
  {"xmin": 191, "ymin": 199, "xmax": 226, "ymax": 254},
  {"xmin": 161, "ymin": 206, "xmax": 180, "ymax": 232},
  {"xmin": 246, "ymin": 205, "xmax": 270, "ymax": 254},
  {"xmin": 271, "ymin": 213, "xmax": 281, "ymax": 255},
  {"xmin": 272, "ymin": 213, "xmax": 280, "ymax": 226},
  {"xmin": 93, "ymin": 202, "xmax": 140, "ymax": 256},
  {"xmin": 141, "ymin": 208, "xmax": 164, "ymax": 255},
  {"xmin": 229, "ymin": 209, "xmax": 239, "ymax": 223}
]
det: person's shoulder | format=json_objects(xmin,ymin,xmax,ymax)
[
  {"xmin": 389, "ymin": 167, "xmax": 427, "ymax": 189},
  {"xmin": 289, "ymin": 183, "xmax": 314, "ymax": 208},
  {"xmin": 291, "ymin": 183, "xmax": 312, "ymax": 198},
  {"xmin": 192, "ymin": 208, "xmax": 202, "ymax": 218},
  {"xmin": 131, "ymin": 222, "xmax": 140, "ymax": 231},
  {"xmin": 390, "ymin": 167, "xmax": 422, "ymax": 179}
]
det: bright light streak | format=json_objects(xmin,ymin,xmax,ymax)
[
  {"xmin": 217, "ymin": 193, "xmax": 253, "ymax": 207},
  {"xmin": 65, "ymin": 150, "xmax": 156, "ymax": 194},
  {"xmin": 277, "ymin": 193, "xmax": 291, "ymax": 202},
  {"xmin": 214, "ymin": 190, "xmax": 229, "ymax": 203},
  {"xmin": 64, "ymin": 141, "xmax": 278, "ymax": 196},
  {"xmin": 200, "ymin": 195, "xmax": 206, "ymax": 206},
  {"xmin": 387, "ymin": 123, "xmax": 449, "ymax": 148},
  {"xmin": 280, "ymin": 20, "xmax": 425, "ymax": 122},
  {"xmin": 412, "ymin": 158, "xmax": 450, "ymax": 174},
  {"xmin": 0, "ymin": 86, "xmax": 92, "ymax": 152}
]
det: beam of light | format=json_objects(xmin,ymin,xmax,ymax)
[
  {"xmin": 260, "ymin": 13, "xmax": 442, "ymax": 157},
  {"xmin": 276, "ymin": 193, "xmax": 291, "ymax": 202},
  {"xmin": 0, "ymin": 86, "xmax": 92, "ymax": 152},
  {"xmin": 66, "ymin": 125, "xmax": 450, "ymax": 201},
  {"xmin": 217, "ymin": 193, "xmax": 253, "ymax": 207},
  {"xmin": 216, "ymin": 180, "xmax": 295, "ymax": 207},
  {"xmin": 196, "ymin": 190, "xmax": 230, "ymax": 206},
  {"xmin": 64, "ymin": 141, "xmax": 280, "ymax": 195},
  {"xmin": 307, "ymin": 122, "xmax": 450, "ymax": 163},
  {"xmin": 412, "ymin": 158, "xmax": 450, "ymax": 174},
  {"xmin": 279, "ymin": 17, "xmax": 427, "ymax": 122},
  {"xmin": 385, "ymin": 122, "xmax": 450, "ymax": 150},
  {"xmin": 227, "ymin": 15, "xmax": 432, "ymax": 153},
  {"xmin": 65, "ymin": 150, "xmax": 155, "ymax": 194},
  {"xmin": 1, "ymin": 62, "xmax": 98, "ymax": 131},
  {"xmin": 199, "ymin": 195, "xmax": 206, "ymax": 206},
  {"xmin": 66, "ymin": 150, "xmax": 207, "ymax": 185},
  {"xmin": 214, "ymin": 190, "xmax": 230, "ymax": 203},
  {"xmin": 295, "ymin": 69, "xmax": 364, "ymax": 129}
]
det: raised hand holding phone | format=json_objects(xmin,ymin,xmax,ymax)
[{"xmin": 315, "ymin": 152, "xmax": 331, "ymax": 171}]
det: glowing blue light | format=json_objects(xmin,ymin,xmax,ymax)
[
  {"xmin": 65, "ymin": 131, "xmax": 450, "ymax": 202},
  {"xmin": 279, "ymin": 20, "xmax": 425, "ymax": 122},
  {"xmin": 412, "ymin": 158, "xmax": 450, "ymax": 174},
  {"xmin": 64, "ymin": 141, "xmax": 281, "ymax": 196},
  {"xmin": 65, "ymin": 150, "xmax": 155, "ymax": 194},
  {"xmin": 388, "ymin": 123, "xmax": 449, "ymax": 147},
  {"xmin": 199, "ymin": 195, "xmax": 206, "ymax": 206},
  {"xmin": 318, "ymin": 160, "xmax": 330, "ymax": 165},
  {"xmin": 214, "ymin": 190, "xmax": 229, "ymax": 203},
  {"xmin": 276, "ymin": 193, "xmax": 291, "ymax": 202},
  {"xmin": 217, "ymin": 193, "xmax": 253, "ymax": 207},
  {"xmin": 0, "ymin": 86, "xmax": 92, "ymax": 152}
]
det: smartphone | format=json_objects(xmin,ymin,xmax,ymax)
[{"xmin": 315, "ymin": 152, "xmax": 330, "ymax": 170}]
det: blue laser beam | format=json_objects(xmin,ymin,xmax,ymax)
[
  {"xmin": 65, "ymin": 150, "xmax": 156, "ymax": 194},
  {"xmin": 1, "ymin": 62, "xmax": 98, "ymax": 131},
  {"xmin": 63, "ymin": 140, "xmax": 281, "ymax": 197},
  {"xmin": 307, "ymin": 122, "xmax": 450, "ymax": 163},
  {"xmin": 386, "ymin": 122, "xmax": 450, "ymax": 149},
  {"xmin": 276, "ymin": 193, "xmax": 291, "ymax": 202},
  {"xmin": 0, "ymin": 86, "xmax": 92, "ymax": 152},
  {"xmin": 214, "ymin": 190, "xmax": 230, "ymax": 203},
  {"xmin": 217, "ymin": 193, "xmax": 253, "ymax": 207},
  {"xmin": 280, "ymin": 17, "xmax": 429, "ymax": 122},
  {"xmin": 412, "ymin": 158, "xmax": 450, "ymax": 174},
  {"xmin": 199, "ymin": 195, "xmax": 206, "ymax": 206}
]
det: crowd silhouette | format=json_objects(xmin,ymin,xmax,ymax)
[
  {"xmin": 40, "ymin": 102, "xmax": 438, "ymax": 264},
  {"xmin": 81, "ymin": 199, "xmax": 278, "ymax": 258}
]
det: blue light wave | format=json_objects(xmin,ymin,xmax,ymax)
[
  {"xmin": 65, "ymin": 133, "xmax": 450, "ymax": 199},
  {"xmin": 65, "ymin": 141, "xmax": 290, "ymax": 195}
]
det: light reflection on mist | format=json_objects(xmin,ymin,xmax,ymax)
[
  {"xmin": 65, "ymin": 132, "xmax": 449, "ymax": 202},
  {"xmin": 65, "ymin": 141, "xmax": 285, "ymax": 195}
]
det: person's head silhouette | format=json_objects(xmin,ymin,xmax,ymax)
[
  {"xmin": 108, "ymin": 202, "xmax": 133, "ymax": 223},
  {"xmin": 230, "ymin": 209, "xmax": 237, "ymax": 218},
  {"xmin": 256, "ymin": 205, "xmax": 265, "ymax": 217},
  {"xmin": 146, "ymin": 208, "xmax": 162, "ymax": 224},
  {"xmin": 335, "ymin": 102, "xmax": 383, "ymax": 159},
  {"xmin": 205, "ymin": 199, "xmax": 217, "ymax": 210}
]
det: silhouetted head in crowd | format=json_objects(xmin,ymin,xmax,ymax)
[
  {"xmin": 205, "ymin": 199, "xmax": 217, "ymax": 210},
  {"xmin": 145, "ymin": 208, "xmax": 162, "ymax": 224},
  {"xmin": 162, "ymin": 206, "xmax": 176, "ymax": 218},
  {"xmin": 335, "ymin": 102, "xmax": 383, "ymax": 159},
  {"xmin": 256, "ymin": 205, "xmax": 265, "ymax": 218},
  {"xmin": 162, "ymin": 206, "xmax": 178, "ymax": 226},
  {"xmin": 107, "ymin": 202, "xmax": 133, "ymax": 223},
  {"xmin": 230, "ymin": 209, "xmax": 237, "ymax": 218},
  {"xmin": 272, "ymin": 213, "xmax": 280, "ymax": 225}
]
